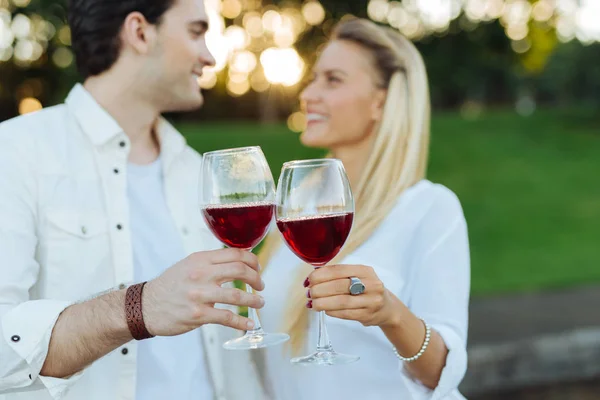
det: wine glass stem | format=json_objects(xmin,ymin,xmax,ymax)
[
  {"xmin": 245, "ymin": 283, "xmax": 263, "ymax": 332},
  {"xmin": 316, "ymin": 310, "xmax": 333, "ymax": 352}
]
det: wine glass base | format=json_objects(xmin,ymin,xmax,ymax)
[
  {"xmin": 223, "ymin": 329, "xmax": 290, "ymax": 350},
  {"xmin": 290, "ymin": 350, "xmax": 360, "ymax": 366}
]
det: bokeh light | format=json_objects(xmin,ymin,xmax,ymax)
[
  {"xmin": 11, "ymin": 14, "xmax": 31, "ymax": 39},
  {"xmin": 532, "ymin": 0, "xmax": 554, "ymax": 22},
  {"xmin": 302, "ymin": 1, "xmax": 326, "ymax": 26},
  {"xmin": 262, "ymin": 10, "xmax": 282, "ymax": 32},
  {"xmin": 511, "ymin": 38, "xmax": 531, "ymax": 53},
  {"xmin": 274, "ymin": 24, "xmax": 295, "ymax": 48},
  {"xmin": 250, "ymin": 69, "xmax": 270, "ymax": 92},
  {"xmin": 243, "ymin": 12, "xmax": 263, "ymax": 37},
  {"xmin": 576, "ymin": 0, "xmax": 600, "ymax": 43},
  {"xmin": 58, "ymin": 25, "xmax": 71, "ymax": 46},
  {"xmin": 35, "ymin": 19, "xmax": 55, "ymax": 42},
  {"xmin": 368, "ymin": 0, "xmax": 390, "ymax": 22},
  {"xmin": 387, "ymin": 3, "xmax": 408, "ymax": 29},
  {"xmin": 226, "ymin": 78, "xmax": 250, "ymax": 97},
  {"xmin": 230, "ymin": 50, "xmax": 257, "ymax": 74},
  {"xmin": 52, "ymin": 47, "xmax": 73, "ymax": 68},
  {"xmin": 260, "ymin": 47, "xmax": 305, "ymax": 87},
  {"xmin": 287, "ymin": 111, "xmax": 306, "ymax": 132},
  {"xmin": 221, "ymin": 0, "xmax": 242, "ymax": 20},
  {"xmin": 228, "ymin": 70, "xmax": 249, "ymax": 84},
  {"xmin": 282, "ymin": 8, "xmax": 306, "ymax": 35},
  {"xmin": 224, "ymin": 25, "xmax": 250, "ymax": 51},
  {"xmin": 18, "ymin": 97, "xmax": 42, "ymax": 115},
  {"xmin": 12, "ymin": 0, "xmax": 31, "ymax": 7},
  {"xmin": 14, "ymin": 39, "xmax": 33, "ymax": 62},
  {"xmin": 507, "ymin": 24, "xmax": 529, "ymax": 41},
  {"xmin": 197, "ymin": 69, "xmax": 218, "ymax": 89}
]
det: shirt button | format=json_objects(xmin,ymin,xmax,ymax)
[
  {"xmin": 121, "ymin": 347, "xmax": 129, "ymax": 355},
  {"xmin": 113, "ymin": 168, "xmax": 120, "ymax": 174},
  {"xmin": 182, "ymin": 227, "xmax": 189, "ymax": 236},
  {"xmin": 11, "ymin": 335, "xmax": 20, "ymax": 342},
  {"xmin": 116, "ymin": 224, "xmax": 123, "ymax": 230},
  {"xmin": 119, "ymin": 141, "xmax": 127, "ymax": 148},
  {"xmin": 118, "ymin": 283, "xmax": 126, "ymax": 290},
  {"xmin": 81, "ymin": 226, "xmax": 87, "ymax": 235}
]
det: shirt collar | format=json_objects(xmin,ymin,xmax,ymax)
[
  {"xmin": 65, "ymin": 83, "xmax": 187, "ymax": 162},
  {"xmin": 65, "ymin": 83, "xmax": 123, "ymax": 146}
]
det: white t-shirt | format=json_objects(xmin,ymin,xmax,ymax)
[
  {"xmin": 127, "ymin": 157, "xmax": 213, "ymax": 400},
  {"xmin": 260, "ymin": 180, "xmax": 470, "ymax": 400}
]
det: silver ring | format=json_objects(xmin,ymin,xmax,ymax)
[{"xmin": 349, "ymin": 277, "xmax": 365, "ymax": 295}]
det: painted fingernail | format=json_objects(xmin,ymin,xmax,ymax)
[
  {"xmin": 306, "ymin": 289, "xmax": 311, "ymax": 298},
  {"xmin": 303, "ymin": 277, "xmax": 310, "ymax": 288},
  {"xmin": 306, "ymin": 300, "xmax": 312, "ymax": 309}
]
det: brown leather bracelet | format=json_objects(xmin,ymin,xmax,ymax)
[{"xmin": 125, "ymin": 282, "xmax": 155, "ymax": 340}]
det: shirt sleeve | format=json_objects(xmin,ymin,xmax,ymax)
[
  {"xmin": 403, "ymin": 185, "xmax": 471, "ymax": 399},
  {"xmin": 0, "ymin": 123, "xmax": 83, "ymax": 398}
]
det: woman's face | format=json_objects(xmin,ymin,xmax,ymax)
[{"xmin": 300, "ymin": 39, "xmax": 386, "ymax": 151}]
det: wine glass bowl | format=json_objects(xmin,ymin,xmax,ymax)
[
  {"xmin": 200, "ymin": 146, "xmax": 290, "ymax": 350},
  {"xmin": 275, "ymin": 159, "xmax": 359, "ymax": 366}
]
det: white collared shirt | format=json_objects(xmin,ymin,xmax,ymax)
[
  {"xmin": 127, "ymin": 157, "xmax": 213, "ymax": 400},
  {"xmin": 0, "ymin": 84, "xmax": 265, "ymax": 400},
  {"xmin": 260, "ymin": 180, "xmax": 470, "ymax": 400}
]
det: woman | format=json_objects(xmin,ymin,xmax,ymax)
[{"xmin": 257, "ymin": 18, "xmax": 470, "ymax": 400}]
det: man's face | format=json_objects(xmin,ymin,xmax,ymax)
[{"xmin": 144, "ymin": 0, "xmax": 215, "ymax": 112}]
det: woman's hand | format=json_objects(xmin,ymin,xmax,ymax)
[{"xmin": 305, "ymin": 264, "xmax": 400, "ymax": 327}]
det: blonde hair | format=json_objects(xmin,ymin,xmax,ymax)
[{"xmin": 259, "ymin": 18, "xmax": 431, "ymax": 355}]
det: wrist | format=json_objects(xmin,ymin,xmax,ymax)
[
  {"xmin": 379, "ymin": 290, "xmax": 406, "ymax": 331},
  {"xmin": 125, "ymin": 282, "xmax": 155, "ymax": 340},
  {"xmin": 141, "ymin": 280, "xmax": 157, "ymax": 336}
]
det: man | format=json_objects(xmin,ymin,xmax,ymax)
[{"xmin": 0, "ymin": 0, "xmax": 267, "ymax": 399}]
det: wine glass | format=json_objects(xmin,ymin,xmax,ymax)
[
  {"xmin": 200, "ymin": 146, "xmax": 290, "ymax": 350},
  {"xmin": 275, "ymin": 158, "xmax": 358, "ymax": 365}
]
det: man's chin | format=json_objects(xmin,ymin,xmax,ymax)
[{"xmin": 163, "ymin": 93, "xmax": 204, "ymax": 113}]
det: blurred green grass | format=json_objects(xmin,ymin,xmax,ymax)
[{"xmin": 178, "ymin": 109, "xmax": 600, "ymax": 297}]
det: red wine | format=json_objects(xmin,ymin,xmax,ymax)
[
  {"xmin": 202, "ymin": 202, "xmax": 274, "ymax": 250},
  {"xmin": 276, "ymin": 212, "xmax": 353, "ymax": 266}
]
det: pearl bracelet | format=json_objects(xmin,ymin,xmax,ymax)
[{"xmin": 392, "ymin": 318, "xmax": 431, "ymax": 363}]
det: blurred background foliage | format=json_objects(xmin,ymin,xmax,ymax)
[{"xmin": 1, "ymin": 0, "xmax": 599, "ymax": 121}]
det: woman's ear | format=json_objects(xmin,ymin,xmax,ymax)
[{"xmin": 371, "ymin": 88, "xmax": 387, "ymax": 122}]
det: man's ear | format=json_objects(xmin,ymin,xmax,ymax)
[{"xmin": 121, "ymin": 11, "xmax": 158, "ymax": 55}]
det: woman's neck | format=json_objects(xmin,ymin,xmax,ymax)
[{"xmin": 331, "ymin": 137, "xmax": 374, "ymax": 192}]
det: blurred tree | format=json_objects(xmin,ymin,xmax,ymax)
[
  {"xmin": 1, "ymin": 0, "xmax": 599, "ymax": 121},
  {"xmin": 536, "ymin": 41, "xmax": 600, "ymax": 108}
]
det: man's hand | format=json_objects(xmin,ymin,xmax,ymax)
[
  {"xmin": 143, "ymin": 248, "xmax": 265, "ymax": 335},
  {"xmin": 40, "ymin": 248, "xmax": 265, "ymax": 379}
]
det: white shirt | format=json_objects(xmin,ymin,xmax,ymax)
[
  {"xmin": 260, "ymin": 180, "xmax": 470, "ymax": 400},
  {"xmin": 0, "ymin": 84, "xmax": 265, "ymax": 400},
  {"xmin": 127, "ymin": 158, "xmax": 213, "ymax": 400}
]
